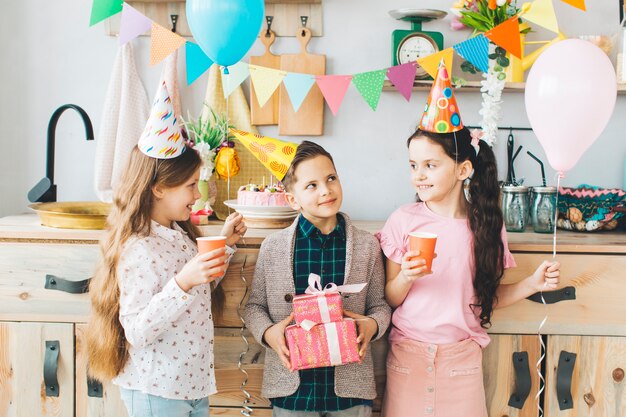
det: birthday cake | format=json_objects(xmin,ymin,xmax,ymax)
[{"xmin": 237, "ymin": 184, "xmax": 289, "ymax": 207}]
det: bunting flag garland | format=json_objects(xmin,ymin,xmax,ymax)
[
  {"xmin": 150, "ymin": 23, "xmax": 185, "ymax": 66},
  {"xmin": 91, "ymin": 0, "xmax": 587, "ymax": 117},
  {"xmin": 90, "ymin": 0, "xmax": 123, "ymax": 26},
  {"xmin": 387, "ymin": 62, "xmax": 418, "ymax": 102},
  {"xmin": 418, "ymin": 48, "xmax": 454, "ymax": 80},
  {"xmin": 119, "ymin": 3, "xmax": 152, "ymax": 45},
  {"xmin": 352, "ymin": 69, "xmax": 387, "ymax": 111},
  {"xmin": 316, "ymin": 75, "xmax": 353, "ymax": 116},
  {"xmin": 249, "ymin": 65, "xmax": 287, "ymax": 108},
  {"xmin": 560, "ymin": 0, "xmax": 586, "ymax": 11},
  {"xmin": 185, "ymin": 42, "xmax": 213, "ymax": 85},
  {"xmin": 221, "ymin": 62, "xmax": 250, "ymax": 98},
  {"xmin": 485, "ymin": 16, "xmax": 522, "ymax": 59},
  {"xmin": 522, "ymin": 0, "xmax": 560, "ymax": 34},
  {"xmin": 453, "ymin": 34, "xmax": 489, "ymax": 73},
  {"xmin": 282, "ymin": 73, "xmax": 316, "ymax": 112}
]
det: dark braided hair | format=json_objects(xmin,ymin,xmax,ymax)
[{"xmin": 407, "ymin": 127, "xmax": 504, "ymax": 328}]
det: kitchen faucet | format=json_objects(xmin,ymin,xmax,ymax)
[{"xmin": 28, "ymin": 104, "xmax": 94, "ymax": 203}]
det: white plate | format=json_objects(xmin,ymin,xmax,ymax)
[{"xmin": 224, "ymin": 200, "xmax": 298, "ymax": 218}]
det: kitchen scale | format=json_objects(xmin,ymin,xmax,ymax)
[{"xmin": 390, "ymin": 9, "xmax": 447, "ymax": 79}]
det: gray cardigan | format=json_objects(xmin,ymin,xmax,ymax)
[{"xmin": 244, "ymin": 213, "xmax": 391, "ymax": 399}]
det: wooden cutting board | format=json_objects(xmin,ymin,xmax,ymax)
[
  {"xmin": 278, "ymin": 27, "xmax": 325, "ymax": 136},
  {"xmin": 250, "ymin": 30, "xmax": 280, "ymax": 125}
]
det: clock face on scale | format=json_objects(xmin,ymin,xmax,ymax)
[
  {"xmin": 390, "ymin": 9, "xmax": 447, "ymax": 80},
  {"xmin": 397, "ymin": 33, "xmax": 439, "ymax": 78}
]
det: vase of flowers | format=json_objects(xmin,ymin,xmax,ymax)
[
  {"xmin": 450, "ymin": 0, "xmax": 523, "ymax": 145},
  {"xmin": 183, "ymin": 106, "xmax": 240, "ymax": 217}
]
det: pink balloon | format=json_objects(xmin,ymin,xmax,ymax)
[{"xmin": 525, "ymin": 39, "xmax": 617, "ymax": 173}]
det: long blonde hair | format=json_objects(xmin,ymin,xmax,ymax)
[{"xmin": 86, "ymin": 146, "xmax": 223, "ymax": 381}]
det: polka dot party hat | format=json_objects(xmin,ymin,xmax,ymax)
[
  {"xmin": 229, "ymin": 129, "xmax": 298, "ymax": 181},
  {"xmin": 419, "ymin": 60, "xmax": 464, "ymax": 134},
  {"xmin": 138, "ymin": 81, "xmax": 186, "ymax": 159}
]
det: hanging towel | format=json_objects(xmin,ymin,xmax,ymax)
[
  {"xmin": 159, "ymin": 50, "xmax": 182, "ymax": 121},
  {"xmin": 94, "ymin": 42, "xmax": 150, "ymax": 202},
  {"xmin": 201, "ymin": 64, "xmax": 268, "ymax": 220}
]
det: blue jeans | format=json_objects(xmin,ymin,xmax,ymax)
[
  {"xmin": 119, "ymin": 388, "xmax": 209, "ymax": 417},
  {"xmin": 272, "ymin": 405, "xmax": 372, "ymax": 417}
]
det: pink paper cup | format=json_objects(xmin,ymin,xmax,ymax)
[
  {"xmin": 197, "ymin": 236, "xmax": 227, "ymax": 277},
  {"xmin": 408, "ymin": 232, "xmax": 437, "ymax": 272}
]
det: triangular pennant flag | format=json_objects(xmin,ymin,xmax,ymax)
[
  {"xmin": 453, "ymin": 35, "xmax": 489, "ymax": 73},
  {"xmin": 89, "ymin": 0, "xmax": 123, "ymax": 26},
  {"xmin": 387, "ymin": 62, "xmax": 418, "ymax": 102},
  {"xmin": 560, "ymin": 0, "xmax": 586, "ymax": 11},
  {"xmin": 485, "ymin": 16, "xmax": 522, "ymax": 59},
  {"xmin": 119, "ymin": 3, "xmax": 152, "ymax": 45},
  {"xmin": 522, "ymin": 0, "xmax": 560, "ymax": 34},
  {"xmin": 315, "ymin": 75, "xmax": 353, "ymax": 116},
  {"xmin": 352, "ymin": 69, "xmax": 387, "ymax": 111},
  {"xmin": 221, "ymin": 62, "xmax": 250, "ymax": 98},
  {"xmin": 418, "ymin": 48, "xmax": 454, "ymax": 80},
  {"xmin": 282, "ymin": 73, "xmax": 316, "ymax": 112},
  {"xmin": 249, "ymin": 65, "xmax": 287, "ymax": 108},
  {"xmin": 150, "ymin": 23, "xmax": 185, "ymax": 66},
  {"xmin": 185, "ymin": 42, "xmax": 213, "ymax": 85}
]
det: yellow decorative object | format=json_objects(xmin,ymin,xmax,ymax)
[
  {"xmin": 505, "ymin": 23, "xmax": 566, "ymax": 83},
  {"xmin": 215, "ymin": 147, "xmax": 241, "ymax": 179},
  {"xmin": 229, "ymin": 129, "xmax": 298, "ymax": 181},
  {"xmin": 29, "ymin": 202, "xmax": 111, "ymax": 230}
]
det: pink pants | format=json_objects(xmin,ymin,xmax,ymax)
[{"xmin": 382, "ymin": 338, "xmax": 487, "ymax": 417}]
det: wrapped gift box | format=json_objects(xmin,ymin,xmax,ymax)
[
  {"xmin": 285, "ymin": 318, "xmax": 360, "ymax": 371},
  {"xmin": 293, "ymin": 291, "xmax": 344, "ymax": 327}
]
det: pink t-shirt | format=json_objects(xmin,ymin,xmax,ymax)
[{"xmin": 376, "ymin": 202, "xmax": 516, "ymax": 347}]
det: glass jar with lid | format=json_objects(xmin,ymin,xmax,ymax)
[
  {"xmin": 530, "ymin": 186, "xmax": 557, "ymax": 233},
  {"xmin": 501, "ymin": 185, "xmax": 529, "ymax": 232}
]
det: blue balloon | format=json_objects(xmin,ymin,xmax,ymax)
[{"xmin": 186, "ymin": 0, "xmax": 264, "ymax": 68}]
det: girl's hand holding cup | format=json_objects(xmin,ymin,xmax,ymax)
[
  {"xmin": 175, "ymin": 246, "xmax": 228, "ymax": 292},
  {"xmin": 400, "ymin": 250, "xmax": 432, "ymax": 283},
  {"xmin": 221, "ymin": 212, "xmax": 247, "ymax": 247}
]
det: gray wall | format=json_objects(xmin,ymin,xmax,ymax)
[{"xmin": 1, "ymin": 0, "xmax": 625, "ymax": 220}]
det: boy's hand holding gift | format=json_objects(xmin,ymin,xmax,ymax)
[
  {"xmin": 220, "ymin": 212, "xmax": 247, "ymax": 247},
  {"xmin": 263, "ymin": 313, "xmax": 294, "ymax": 370},
  {"xmin": 343, "ymin": 310, "xmax": 378, "ymax": 357}
]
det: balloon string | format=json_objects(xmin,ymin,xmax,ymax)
[
  {"xmin": 225, "ymin": 68, "xmax": 232, "ymax": 215},
  {"xmin": 536, "ymin": 171, "xmax": 562, "ymax": 417},
  {"xmin": 551, "ymin": 172, "xmax": 564, "ymax": 258},
  {"xmin": 237, "ymin": 249, "xmax": 253, "ymax": 417}
]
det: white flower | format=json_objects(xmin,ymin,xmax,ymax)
[{"xmin": 496, "ymin": 0, "xmax": 507, "ymax": 6}]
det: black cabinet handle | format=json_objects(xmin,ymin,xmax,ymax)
[
  {"xmin": 508, "ymin": 351, "xmax": 531, "ymax": 409},
  {"xmin": 527, "ymin": 286, "xmax": 576, "ymax": 304},
  {"xmin": 87, "ymin": 377, "xmax": 103, "ymax": 398},
  {"xmin": 45, "ymin": 274, "xmax": 91, "ymax": 294},
  {"xmin": 556, "ymin": 350, "xmax": 577, "ymax": 410},
  {"xmin": 44, "ymin": 341, "xmax": 60, "ymax": 397}
]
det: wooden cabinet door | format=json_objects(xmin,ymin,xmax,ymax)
[
  {"xmin": 75, "ymin": 324, "xmax": 129, "ymax": 417},
  {"xmin": 0, "ymin": 322, "xmax": 74, "ymax": 417},
  {"xmin": 483, "ymin": 334, "xmax": 541, "ymax": 417},
  {"xmin": 546, "ymin": 335, "xmax": 626, "ymax": 417}
]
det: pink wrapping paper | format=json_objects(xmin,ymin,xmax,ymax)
[
  {"xmin": 293, "ymin": 291, "xmax": 343, "ymax": 327},
  {"xmin": 285, "ymin": 318, "xmax": 360, "ymax": 371}
]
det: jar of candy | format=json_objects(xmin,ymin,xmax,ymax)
[
  {"xmin": 530, "ymin": 186, "xmax": 557, "ymax": 233},
  {"xmin": 501, "ymin": 186, "xmax": 529, "ymax": 232}
]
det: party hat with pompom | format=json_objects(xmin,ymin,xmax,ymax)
[{"xmin": 419, "ymin": 60, "xmax": 464, "ymax": 134}]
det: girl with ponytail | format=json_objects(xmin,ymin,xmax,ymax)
[{"xmin": 376, "ymin": 64, "xmax": 560, "ymax": 417}]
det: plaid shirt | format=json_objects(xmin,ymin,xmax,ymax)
[{"xmin": 271, "ymin": 215, "xmax": 372, "ymax": 412}]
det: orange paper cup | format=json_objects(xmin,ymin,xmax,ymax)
[
  {"xmin": 408, "ymin": 232, "xmax": 437, "ymax": 272},
  {"xmin": 197, "ymin": 236, "xmax": 227, "ymax": 277}
]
